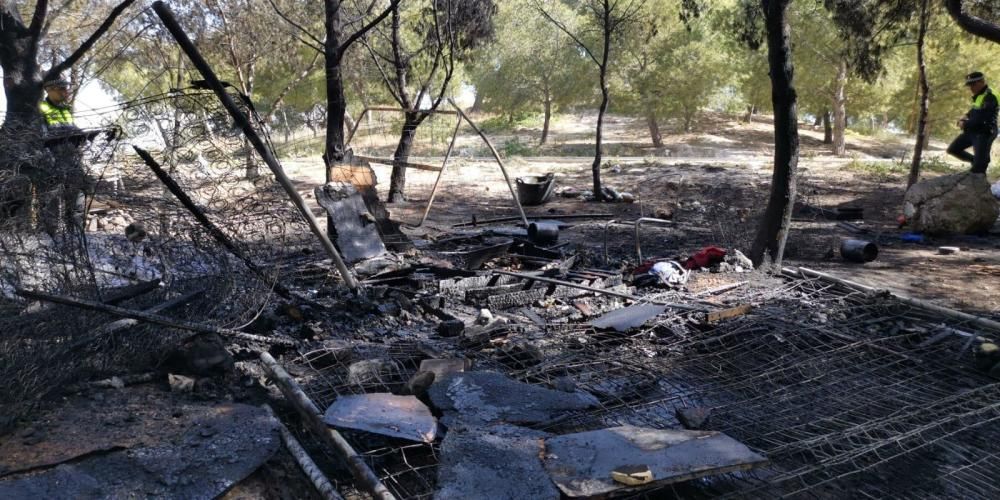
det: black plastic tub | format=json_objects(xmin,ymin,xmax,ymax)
[{"xmin": 516, "ymin": 173, "xmax": 556, "ymax": 206}]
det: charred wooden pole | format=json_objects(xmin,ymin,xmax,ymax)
[
  {"xmin": 151, "ymin": 1, "xmax": 358, "ymax": 290},
  {"xmin": 260, "ymin": 352, "xmax": 397, "ymax": 500},
  {"xmin": 16, "ymin": 288, "xmax": 296, "ymax": 346},
  {"xmin": 134, "ymin": 146, "xmax": 295, "ymax": 299},
  {"xmin": 262, "ymin": 405, "xmax": 344, "ymax": 500}
]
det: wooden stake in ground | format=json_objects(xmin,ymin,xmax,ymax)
[{"xmin": 151, "ymin": 1, "xmax": 358, "ymax": 290}]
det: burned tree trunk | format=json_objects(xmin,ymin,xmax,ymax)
[
  {"xmin": 822, "ymin": 110, "xmax": 832, "ymax": 144},
  {"xmin": 323, "ymin": 2, "xmax": 349, "ymax": 172},
  {"xmin": 910, "ymin": 0, "xmax": 931, "ymax": 188},
  {"xmin": 750, "ymin": 0, "xmax": 799, "ymax": 267},
  {"xmin": 388, "ymin": 113, "xmax": 419, "ymax": 203}
]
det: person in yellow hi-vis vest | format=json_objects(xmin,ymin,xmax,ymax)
[
  {"xmin": 37, "ymin": 77, "xmax": 88, "ymax": 235},
  {"xmin": 948, "ymin": 71, "xmax": 998, "ymax": 174}
]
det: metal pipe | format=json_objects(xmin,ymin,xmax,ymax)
[
  {"xmin": 634, "ymin": 217, "xmax": 674, "ymax": 262},
  {"xmin": 260, "ymin": 353, "xmax": 397, "ymax": 500},
  {"xmin": 151, "ymin": 2, "xmax": 358, "ymax": 289},
  {"xmin": 409, "ymin": 114, "xmax": 463, "ymax": 228},
  {"xmin": 447, "ymin": 98, "xmax": 529, "ymax": 227},
  {"xmin": 603, "ymin": 219, "xmax": 618, "ymax": 264}
]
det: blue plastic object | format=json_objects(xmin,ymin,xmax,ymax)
[{"xmin": 900, "ymin": 232, "xmax": 925, "ymax": 243}]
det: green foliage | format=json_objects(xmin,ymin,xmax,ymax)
[
  {"xmin": 465, "ymin": 0, "xmax": 591, "ymax": 122},
  {"xmin": 501, "ymin": 136, "xmax": 536, "ymax": 157}
]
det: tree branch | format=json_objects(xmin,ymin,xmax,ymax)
[
  {"xmin": 29, "ymin": 0, "xmax": 49, "ymax": 35},
  {"xmin": 267, "ymin": 0, "xmax": 326, "ymax": 52},
  {"xmin": 945, "ymin": 0, "xmax": 1000, "ymax": 44},
  {"xmin": 46, "ymin": 0, "xmax": 136, "ymax": 80},
  {"xmin": 535, "ymin": 3, "xmax": 601, "ymax": 66},
  {"xmin": 337, "ymin": 0, "xmax": 403, "ymax": 59}
]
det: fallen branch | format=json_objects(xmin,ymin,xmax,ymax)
[
  {"xmin": 452, "ymin": 213, "xmax": 614, "ymax": 228},
  {"xmin": 260, "ymin": 353, "xmax": 397, "ymax": 500},
  {"xmin": 16, "ymin": 288, "xmax": 295, "ymax": 346}
]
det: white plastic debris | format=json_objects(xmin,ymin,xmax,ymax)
[{"xmin": 650, "ymin": 261, "xmax": 690, "ymax": 286}]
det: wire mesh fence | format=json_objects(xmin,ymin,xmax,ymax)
[
  {"xmin": 0, "ymin": 89, "xmax": 321, "ymax": 432},
  {"xmin": 284, "ymin": 271, "xmax": 1000, "ymax": 499}
]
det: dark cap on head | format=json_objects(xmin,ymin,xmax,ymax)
[
  {"xmin": 43, "ymin": 77, "xmax": 70, "ymax": 89},
  {"xmin": 965, "ymin": 71, "xmax": 985, "ymax": 85}
]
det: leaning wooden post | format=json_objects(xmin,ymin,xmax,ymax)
[
  {"xmin": 260, "ymin": 353, "xmax": 397, "ymax": 500},
  {"xmin": 151, "ymin": 1, "xmax": 358, "ymax": 290}
]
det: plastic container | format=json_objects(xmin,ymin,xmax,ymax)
[{"xmin": 516, "ymin": 173, "xmax": 556, "ymax": 206}]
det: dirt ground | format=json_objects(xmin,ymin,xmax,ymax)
[{"xmin": 284, "ymin": 111, "xmax": 1000, "ymax": 318}]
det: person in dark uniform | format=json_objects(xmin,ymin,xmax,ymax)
[{"xmin": 947, "ymin": 71, "xmax": 998, "ymax": 174}]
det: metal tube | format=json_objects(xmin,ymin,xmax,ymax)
[
  {"xmin": 603, "ymin": 219, "xmax": 618, "ymax": 264},
  {"xmin": 634, "ymin": 217, "xmax": 674, "ymax": 262},
  {"xmin": 151, "ymin": 1, "xmax": 358, "ymax": 289},
  {"xmin": 260, "ymin": 353, "xmax": 397, "ymax": 500},
  {"xmin": 262, "ymin": 405, "xmax": 344, "ymax": 500},
  {"xmin": 410, "ymin": 114, "xmax": 463, "ymax": 228},
  {"xmin": 447, "ymin": 98, "xmax": 529, "ymax": 227}
]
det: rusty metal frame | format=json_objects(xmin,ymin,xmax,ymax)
[{"xmin": 343, "ymin": 103, "xmax": 527, "ymax": 228}]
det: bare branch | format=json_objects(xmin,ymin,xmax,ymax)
[
  {"xmin": 264, "ymin": 49, "xmax": 323, "ymax": 122},
  {"xmin": 267, "ymin": 0, "xmax": 326, "ymax": 52},
  {"xmin": 360, "ymin": 37, "xmax": 404, "ymax": 105},
  {"xmin": 337, "ymin": 0, "xmax": 403, "ymax": 58},
  {"xmin": 535, "ymin": 2, "xmax": 601, "ymax": 66},
  {"xmin": 945, "ymin": 0, "xmax": 1000, "ymax": 44},
  {"xmin": 46, "ymin": 0, "xmax": 136, "ymax": 81}
]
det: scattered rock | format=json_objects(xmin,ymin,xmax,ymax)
[
  {"xmin": 619, "ymin": 192, "xmax": 635, "ymax": 203},
  {"xmin": 168, "ymin": 373, "xmax": 195, "ymax": 393},
  {"xmin": 404, "ymin": 370, "xmax": 436, "ymax": 396},
  {"xmin": 903, "ymin": 173, "xmax": 999, "ymax": 235},
  {"xmin": 654, "ymin": 206, "xmax": 674, "ymax": 220},
  {"xmin": 675, "ymin": 407, "xmax": 712, "ymax": 430},
  {"xmin": 124, "ymin": 222, "xmax": 147, "ymax": 243},
  {"xmin": 938, "ymin": 246, "xmax": 960, "ymax": 255},
  {"xmin": 476, "ymin": 309, "xmax": 494, "ymax": 325},
  {"xmin": 437, "ymin": 319, "xmax": 465, "ymax": 337}
]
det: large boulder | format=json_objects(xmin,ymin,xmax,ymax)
[{"xmin": 904, "ymin": 173, "xmax": 999, "ymax": 235}]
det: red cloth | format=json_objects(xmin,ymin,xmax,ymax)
[{"xmin": 684, "ymin": 246, "xmax": 726, "ymax": 270}]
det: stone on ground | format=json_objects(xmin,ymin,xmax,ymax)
[{"xmin": 903, "ymin": 173, "xmax": 999, "ymax": 235}]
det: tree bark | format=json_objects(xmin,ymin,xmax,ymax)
[
  {"xmin": 387, "ymin": 113, "xmax": 418, "ymax": 203},
  {"xmin": 945, "ymin": 0, "xmax": 1000, "ymax": 43},
  {"xmin": 832, "ymin": 59, "xmax": 847, "ymax": 156},
  {"xmin": 909, "ymin": 0, "xmax": 931, "ymax": 188},
  {"xmin": 541, "ymin": 98, "xmax": 553, "ymax": 145},
  {"xmin": 323, "ymin": 0, "xmax": 348, "ymax": 175},
  {"xmin": 647, "ymin": 113, "xmax": 663, "ymax": 148},
  {"xmin": 750, "ymin": 0, "xmax": 799, "ymax": 267},
  {"xmin": 822, "ymin": 110, "xmax": 832, "ymax": 144},
  {"xmin": 591, "ymin": 4, "xmax": 613, "ymax": 202}
]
